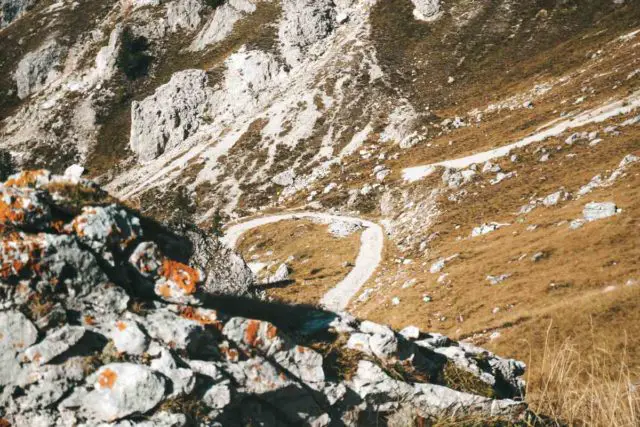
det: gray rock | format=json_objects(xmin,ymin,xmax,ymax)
[
  {"xmin": 1, "ymin": 0, "xmax": 38, "ymax": 28},
  {"xmin": 272, "ymin": 169, "xmax": 297, "ymax": 187},
  {"xmin": 328, "ymin": 220, "xmax": 362, "ymax": 238},
  {"xmin": 80, "ymin": 363, "xmax": 167, "ymax": 422},
  {"xmin": 279, "ymin": 0, "xmax": 336, "ymax": 65},
  {"xmin": 148, "ymin": 343, "xmax": 196, "ymax": 398},
  {"xmin": 486, "ymin": 274, "xmax": 511, "ymax": 285},
  {"xmin": 0, "ymin": 311, "xmax": 38, "ymax": 386},
  {"xmin": 267, "ymin": 263, "xmax": 290, "ymax": 283},
  {"xmin": 583, "ymin": 202, "xmax": 618, "ymax": 222},
  {"xmin": 110, "ymin": 319, "xmax": 149, "ymax": 356},
  {"xmin": 185, "ymin": 228, "xmax": 255, "ymax": 297},
  {"xmin": 471, "ymin": 222, "xmax": 508, "ymax": 237},
  {"xmin": 25, "ymin": 326, "xmax": 86, "ymax": 365},
  {"xmin": 14, "ymin": 39, "xmax": 66, "ymax": 99},
  {"xmin": 399, "ymin": 325, "xmax": 421, "ymax": 340},
  {"xmin": 71, "ymin": 205, "xmax": 143, "ymax": 258},
  {"xmin": 145, "ymin": 308, "xmax": 209, "ymax": 352},
  {"xmin": 130, "ymin": 70, "xmax": 213, "ymax": 163}
]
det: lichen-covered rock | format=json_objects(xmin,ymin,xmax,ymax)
[
  {"xmin": 80, "ymin": 363, "xmax": 167, "ymax": 422},
  {"xmin": 71, "ymin": 205, "xmax": 143, "ymax": 254},
  {"xmin": 1, "ymin": 0, "xmax": 38, "ymax": 28},
  {"xmin": 110, "ymin": 319, "xmax": 149, "ymax": 356},
  {"xmin": 0, "ymin": 170, "xmax": 530, "ymax": 425},
  {"xmin": 24, "ymin": 325, "xmax": 85, "ymax": 365}
]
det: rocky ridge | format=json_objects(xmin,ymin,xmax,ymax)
[{"xmin": 0, "ymin": 171, "xmax": 529, "ymax": 426}]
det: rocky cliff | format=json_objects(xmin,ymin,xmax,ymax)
[{"xmin": 0, "ymin": 171, "xmax": 530, "ymax": 425}]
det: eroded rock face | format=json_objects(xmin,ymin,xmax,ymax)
[
  {"xmin": 279, "ymin": 0, "xmax": 337, "ymax": 65},
  {"xmin": 0, "ymin": 170, "xmax": 529, "ymax": 425},
  {"xmin": 14, "ymin": 39, "xmax": 67, "ymax": 100},
  {"xmin": 130, "ymin": 70, "xmax": 213, "ymax": 163}
]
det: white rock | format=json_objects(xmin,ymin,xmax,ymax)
[
  {"xmin": 111, "ymin": 320, "xmax": 149, "ymax": 356},
  {"xmin": 268, "ymin": 263, "xmax": 290, "ymax": 283},
  {"xmin": 64, "ymin": 164, "xmax": 85, "ymax": 180},
  {"xmin": 471, "ymin": 222, "xmax": 508, "ymax": 237},
  {"xmin": 328, "ymin": 219, "xmax": 362, "ymax": 237},
  {"xmin": 81, "ymin": 363, "xmax": 167, "ymax": 422},
  {"xmin": 14, "ymin": 39, "xmax": 66, "ymax": 99},
  {"xmin": 399, "ymin": 325, "xmax": 421, "ymax": 340},
  {"xmin": 25, "ymin": 326, "xmax": 85, "ymax": 365},
  {"xmin": 130, "ymin": 70, "xmax": 213, "ymax": 163},
  {"xmin": 411, "ymin": 0, "xmax": 442, "ymax": 22},
  {"xmin": 583, "ymin": 202, "xmax": 618, "ymax": 222},
  {"xmin": 279, "ymin": 0, "xmax": 336, "ymax": 65}
]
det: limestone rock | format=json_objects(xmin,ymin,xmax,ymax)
[
  {"xmin": 14, "ymin": 39, "xmax": 66, "ymax": 99},
  {"xmin": 583, "ymin": 202, "xmax": 618, "ymax": 222},
  {"xmin": 25, "ymin": 326, "xmax": 86, "ymax": 365},
  {"xmin": 279, "ymin": 0, "xmax": 336, "ymax": 65},
  {"xmin": 110, "ymin": 319, "xmax": 149, "ymax": 356},
  {"xmin": 411, "ymin": 0, "xmax": 443, "ymax": 22},
  {"xmin": 1, "ymin": 0, "xmax": 38, "ymax": 28},
  {"xmin": 81, "ymin": 363, "xmax": 167, "ymax": 422},
  {"xmin": 130, "ymin": 70, "xmax": 213, "ymax": 163}
]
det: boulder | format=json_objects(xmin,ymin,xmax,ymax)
[
  {"xmin": 411, "ymin": 0, "xmax": 442, "ymax": 22},
  {"xmin": 80, "ymin": 363, "xmax": 167, "ymax": 422}
]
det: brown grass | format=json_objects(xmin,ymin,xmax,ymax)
[
  {"xmin": 526, "ymin": 322, "xmax": 640, "ymax": 426},
  {"xmin": 237, "ymin": 219, "xmax": 361, "ymax": 305}
]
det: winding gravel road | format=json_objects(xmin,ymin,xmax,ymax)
[{"xmin": 222, "ymin": 212, "xmax": 384, "ymax": 312}]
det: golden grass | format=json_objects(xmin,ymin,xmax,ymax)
[
  {"xmin": 526, "ymin": 322, "xmax": 640, "ymax": 426},
  {"xmin": 237, "ymin": 219, "xmax": 361, "ymax": 305}
]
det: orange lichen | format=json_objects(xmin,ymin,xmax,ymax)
[
  {"xmin": 179, "ymin": 306, "xmax": 222, "ymax": 328},
  {"xmin": 157, "ymin": 283, "xmax": 172, "ymax": 298},
  {"xmin": 0, "ymin": 235, "xmax": 43, "ymax": 279},
  {"xmin": 159, "ymin": 259, "xmax": 201, "ymax": 295},
  {"xmin": 115, "ymin": 321, "xmax": 127, "ymax": 331},
  {"xmin": 98, "ymin": 368, "xmax": 118, "ymax": 389},
  {"xmin": 0, "ymin": 196, "xmax": 26, "ymax": 226},
  {"xmin": 266, "ymin": 324, "xmax": 278, "ymax": 339},
  {"xmin": 84, "ymin": 315, "xmax": 96, "ymax": 325},
  {"xmin": 4, "ymin": 170, "xmax": 47, "ymax": 188},
  {"xmin": 51, "ymin": 220, "xmax": 66, "ymax": 233},
  {"xmin": 244, "ymin": 320, "xmax": 261, "ymax": 347}
]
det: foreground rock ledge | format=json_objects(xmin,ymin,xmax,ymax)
[{"xmin": 0, "ymin": 170, "xmax": 529, "ymax": 426}]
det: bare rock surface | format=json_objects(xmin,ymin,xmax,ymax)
[
  {"xmin": 14, "ymin": 39, "xmax": 66, "ymax": 100},
  {"xmin": 130, "ymin": 70, "xmax": 213, "ymax": 163}
]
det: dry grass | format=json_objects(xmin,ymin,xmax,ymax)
[
  {"xmin": 237, "ymin": 219, "xmax": 361, "ymax": 305},
  {"xmin": 526, "ymin": 322, "xmax": 640, "ymax": 426}
]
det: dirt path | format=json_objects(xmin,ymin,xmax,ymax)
[
  {"xmin": 223, "ymin": 212, "xmax": 384, "ymax": 312},
  {"xmin": 402, "ymin": 90, "xmax": 640, "ymax": 182}
]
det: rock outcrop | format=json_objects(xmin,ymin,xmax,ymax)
[
  {"xmin": 130, "ymin": 70, "xmax": 214, "ymax": 163},
  {"xmin": 14, "ymin": 39, "xmax": 66, "ymax": 100},
  {"xmin": 0, "ymin": 170, "xmax": 530, "ymax": 426}
]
